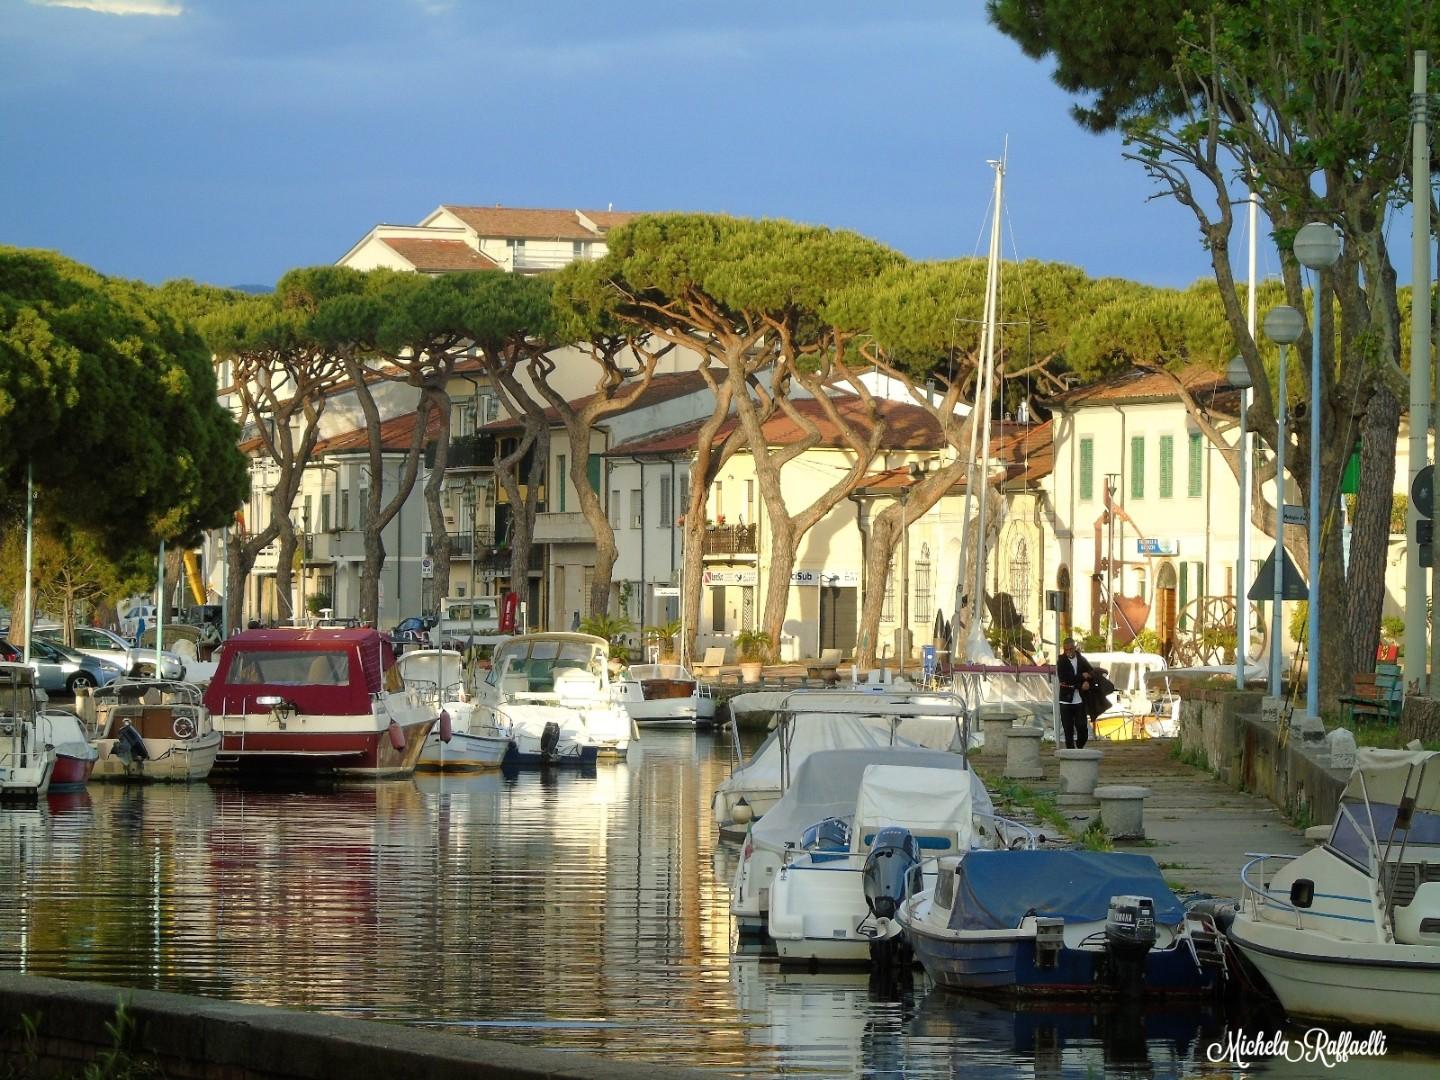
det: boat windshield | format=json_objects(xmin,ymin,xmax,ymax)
[
  {"xmin": 227, "ymin": 649, "xmax": 352, "ymax": 686},
  {"xmin": 445, "ymin": 600, "xmax": 496, "ymax": 623},
  {"xmin": 491, "ymin": 640, "xmax": 604, "ymax": 693},
  {"xmin": 1330, "ymin": 796, "xmax": 1440, "ymax": 867}
]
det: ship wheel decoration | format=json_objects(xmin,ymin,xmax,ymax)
[{"xmin": 1171, "ymin": 596, "xmax": 1268, "ymax": 667}]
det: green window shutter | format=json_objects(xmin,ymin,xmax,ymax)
[
  {"xmin": 1079, "ymin": 438, "xmax": 1094, "ymax": 501},
  {"xmin": 1159, "ymin": 435, "xmax": 1174, "ymax": 498},
  {"xmin": 1188, "ymin": 433, "xmax": 1203, "ymax": 498},
  {"xmin": 1130, "ymin": 436, "xmax": 1145, "ymax": 499},
  {"xmin": 587, "ymin": 454, "xmax": 602, "ymax": 497}
]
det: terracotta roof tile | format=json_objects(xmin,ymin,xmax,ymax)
[
  {"xmin": 1049, "ymin": 363, "xmax": 1233, "ymax": 407},
  {"xmin": 441, "ymin": 206, "xmax": 638, "ymax": 241},
  {"xmin": 314, "ymin": 404, "xmax": 444, "ymax": 455},
  {"xmin": 482, "ymin": 370, "xmax": 717, "ymax": 433},
  {"xmin": 379, "ymin": 238, "xmax": 502, "ymax": 272}
]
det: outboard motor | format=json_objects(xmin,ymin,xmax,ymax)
[
  {"xmin": 117, "ymin": 723, "xmax": 149, "ymax": 762},
  {"xmin": 1104, "ymin": 894, "xmax": 1157, "ymax": 998},
  {"xmin": 539, "ymin": 721, "xmax": 562, "ymax": 762},
  {"xmin": 801, "ymin": 816, "xmax": 850, "ymax": 852},
  {"xmin": 862, "ymin": 827, "xmax": 921, "ymax": 968}
]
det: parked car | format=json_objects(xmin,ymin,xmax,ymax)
[
  {"xmin": 33, "ymin": 625, "xmax": 186, "ymax": 681},
  {"xmin": 0, "ymin": 640, "xmax": 20, "ymax": 662},
  {"xmin": 25, "ymin": 637, "xmax": 124, "ymax": 692},
  {"xmin": 118, "ymin": 603, "xmax": 158, "ymax": 642}
]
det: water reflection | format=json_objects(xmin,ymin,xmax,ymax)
[{"xmin": 0, "ymin": 731, "xmax": 1436, "ymax": 1077}]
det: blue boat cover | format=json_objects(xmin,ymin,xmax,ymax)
[{"xmin": 946, "ymin": 850, "xmax": 1186, "ymax": 932}]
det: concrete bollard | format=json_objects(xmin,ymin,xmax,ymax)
[
  {"xmin": 1326, "ymin": 727, "xmax": 1357, "ymax": 770},
  {"xmin": 1055, "ymin": 748, "xmax": 1104, "ymax": 806},
  {"xmin": 1094, "ymin": 784, "xmax": 1150, "ymax": 840},
  {"xmin": 979, "ymin": 708, "xmax": 1019, "ymax": 757},
  {"xmin": 1003, "ymin": 726, "xmax": 1046, "ymax": 780}
]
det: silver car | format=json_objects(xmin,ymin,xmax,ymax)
[
  {"xmin": 33, "ymin": 625, "xmax": 186, "ymax": 681},
  {"xmin": 25, "ymin": 637, "xmax": 124, "ymax": 692}
]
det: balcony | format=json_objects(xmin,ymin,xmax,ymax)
[
  {"xmin": 701, "ymin": 523, "xmax": 758, "ymax": 559},
  {"xmin": 533, "ymin": 511, "xmax": 596, "ymax": 545},
  {"xmin": 305, "ymin": 530, "xmax": 366, "ymax": 562},
  {"xmin": 426, "ymin": 433, "xmax": 496, "ymax": 470},
  {"xmin": 424, "ymin": 529, "xmax": 496, "ymax": 557}
]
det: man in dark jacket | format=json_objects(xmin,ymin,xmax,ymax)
[{"xmin": 1056, "ymin": 638, "xmax": 1094, "ymax": 749}]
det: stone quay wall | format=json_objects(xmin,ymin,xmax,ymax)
[
  {"xmin": 1176, "ymin": 690, "xmax": 1348, "ymax": 829},
  {"xmin": 0, "ymin": 973, "xmax": 712, "ymax": 1080}
]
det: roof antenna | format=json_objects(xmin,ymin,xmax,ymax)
[{"xmin": 608, "ymin": 202, "xmax": 614, "ymax": 211}]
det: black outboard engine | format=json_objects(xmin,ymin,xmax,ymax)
[
  {"xmin": 539, "ymin": 721, "xmax": 561, "ymax": 763},
  {"xmin": 117, "ymin": 723, "xmax": 149, "ymax": 762},
  {"xmin": 862, "ymin": 827, "xmax": 921, "ymax": 968},
  {"xmin": 1104, "ymin": 894, "xmax": 1157, "ymax": 998}
]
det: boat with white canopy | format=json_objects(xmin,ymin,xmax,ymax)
[
  {"xmin": 398, "ymin": 648, "xmax": 515, "ymax": 771},
  {"xmin": 1223, "ymin": 748, "xmax": 1440, "ymax": 1035},
  {"xmin": 87, "ymin": 679, "xmax": 220, "ymax": 782},
  {"xmin": 0, "ymin": 663, "xmax": 56, "ymax": 799},
  {"xmin": 611, "ymin": 663, "xmax": 715, "ymax": 729}
]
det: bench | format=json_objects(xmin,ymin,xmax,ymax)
[{"xmin": 1338, "ymin": 662, "xmax": 1403, "ymax": 724}]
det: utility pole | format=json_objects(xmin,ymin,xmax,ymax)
[{"xmin": 1409, "ymin": 51, "xmax": 1437, "ymax": 692}]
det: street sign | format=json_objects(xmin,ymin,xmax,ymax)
[
  {"xmin": 652, "ymin": 586, "xmax": 680, "ymax": 598},
  {"xmin": 1248, "ymin": 543, "xmax": 1308, "ymax": 601},
  {"xmin": 1136, "ymin": 538, "xmax": 1178, "ymax": 556},
  {"xmin": 419, "ymin": 556, "xmax": 435, "ymax": 579},
  {"xmin": 1412, "ymin": 464, "xmax": 1434, "ymax": 519},
  {"xmin": 1281, "ymin": 504, "xmax": 1307, "ymax": 526},
  {"xmin": 1045, "ymin": 590, "xmax": 1067, "ymax": 612}
]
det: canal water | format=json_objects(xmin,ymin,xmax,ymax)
[{"xmin": 1, "ymin": 730, "xmax": 1434, "ymax": 1078}]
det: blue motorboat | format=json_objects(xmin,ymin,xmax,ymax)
[{"xmin": 898, "ymin": 849, "xmax": 1213, "ymax": 998}]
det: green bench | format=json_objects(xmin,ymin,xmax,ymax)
[{"xmin": 1338, "ymin": 662, "xmax": 1403, "ymax": 724}]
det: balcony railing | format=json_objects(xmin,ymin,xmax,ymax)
[
  {"xmin": 701, "ymin": 523, "xmax": 757, "ymax": 556},
  {"xmin": 424, "ymin": 529, "xmax": 496, "ymax": 557},
  {"xmin": 425, "ymin": 433, "xmax": 497, "ymax": 470}
]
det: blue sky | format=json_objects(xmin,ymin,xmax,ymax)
[{"xmin": 3, "ymin": 0, "xmax": 1273, "ymax": 290}]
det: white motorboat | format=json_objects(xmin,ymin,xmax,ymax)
[
  {"xmin": 0, "ymin": 662, "xmax": 56, "ymax": 799},
  {"xmin": 611, "ymin": 663, "xmax": 715, "ymax": 728},
  {"xmin": 1224, "ymin": 748, "xmax": 1440, "ymax": 1035},
  {"xmin": 712, "ymin": 690, "xmax": 970, "ymax": 831},
  {"xmin": 729, "ymin": 746, "xmax": 989, "ymax": 941},
  {"xmin": 473, "ymin": 633, "xmax": 637, "ymax": 766},
  {"xmin": 87, "ymin": 679, "xmax": 221, "ymax": 783},
  {"xmin": 398, "ymin": 649, "xmax": 515, "ymax": 771},
  {"xmin": 1082, "ymin": 651, "xmax": 1179, "ymax": 741},
  {"xmin": 766, "ymin": 759, "xmax": 1031, "ymax": 967},
  {"xmin": 39, "ymin": 708, "xmax": 97, "ymax": 790}
]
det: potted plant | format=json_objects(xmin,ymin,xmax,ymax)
[
  {"xmin": 734, "ymin": 629, "xmax": 773, "ymax": 685},
  {"xmin": 643, "ymin": 619, "xmax": 683, "ymax": 663}
]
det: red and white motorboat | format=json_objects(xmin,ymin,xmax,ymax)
[
  {"xmin": 203, "ymin": 628, "xmax": 436, "ymax": 778},
  {"xmin": 39, "ymin": 710, "xmax": 97, "ymax": 790}
]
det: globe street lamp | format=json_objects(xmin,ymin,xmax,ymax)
[
  {"xmin": 1264, "ymin": 304, "xmax": 1305, "ymax": 697},
  {"xmin": 1293, "ymin": 222, "xmax": 1342, "ymax": 727},
  {"xmin": 1226, "ymin": 355, "xmax": 1253, "ymax": 689}
]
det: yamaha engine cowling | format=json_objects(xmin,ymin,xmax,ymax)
[
  {"xmin": 539, "ymin": 721, "xmax": 562, "ymax": 762},
  {"xmin": 862, "ymin": 827, "xmax": 921, "ymax": 969},
  {"xmin": 1104, "ymin": 894, "xmax": 1157, "ymax": 997}
]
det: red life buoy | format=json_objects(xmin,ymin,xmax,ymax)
[
  {"xmin": 438, "ymin": 709, "xmax": 452, "ymax": 743},
  {"xmin": 388, "ymin": 719, "xmax": 406, "ymax": 751}
]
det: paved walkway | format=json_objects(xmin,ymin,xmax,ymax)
[{"xmin": 975, "ymin": 737, "xmax": 1307, "ymax": 897}]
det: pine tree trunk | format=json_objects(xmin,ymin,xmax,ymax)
[
  {"xmin": 425, "ymin": 413, "xmax": 451, "ymax": 612},
  {"xmin": 1344, "ymin": 384, "xmax": 1400, "ymax": 682},
  {"xmin": 761, "ymin": 514, "xmax": 798, "ymax": 649},
  {"xmin": 360, "ymin": 529, "xmax": 384, "ymax": 626},
  {"xmin": 856, "ymin": 511, "xmax": 901, "ymax": 668},
  {"xmin": 275, "ymin": 522, "xmax": 298, "ymax": 625}
]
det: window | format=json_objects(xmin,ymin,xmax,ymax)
[
  {"xmin": 359, "ymin": 487, "xmax": 369, "ymax": 528},
  {"xmin": 712, "ymin": 480, "xmax": 723, "ymax": 522},
  {"xmin": 1079, "ymin": 437, "xmax": 1094, "ymax": 501},
  {"xmin": 1159, "ymin": 435, "xmax": 1174, "ymax": 499},
  {"xmin": 302, "ymin": 495, "xmax": 313, "ymax": 533},
  {"xmin": 882, "ymin": 554, "xmax": 896, "ymax": 621},
  {"xmin": 321, "ymin": 493, "xmax": 332, "ymax": 533},
  {"xmin": 572, "ymin": 240, "xmax": 591, "ymax": 260},
  {"xmin": 1130, "ymin": 437, "xmax": 1145, "ymax": 499},
  {"xmin": 486, "ymin": 396, "xmax": 500, "ymax": 423},
  {"xmin": 745, "ymin": 479, "xmax": 755, "ymax": 523},
  {"xmin": 658, "ymin": 475, "xmax": 673, "ymax": 526},
  {"xmin": 914, "ymin": 543, "xmax": 933, "ymax": 622},
  {"xmin": 1188, "ymin": 432, "xmax": 1203, "ymax": 497},
  {"xmin": 1179, "ymin": 563, "xmax": 1189, "ymax": 628},
  {"xmin": 587, "ymin": 454, "xmax": 602, "ymax": 496},
  {"xmin": 581, "ymin": 566, "xmax": 594, "ymax": 620},
  {"xmin": 340, "ymin": 491, "xmax": 350, "ymax": 530},
  {"xmin": 680, "ymin": 474, "xmax": 690, "ymax": 516},
  {"xmin": 609, "ymin": 489, "xmax": 621, "ymax": 528},
  {"xmin": 556, "ymin": 454, "xmax": 567, "ymax": 512},
  {"xmin": 630, "ymin": 488, "xmax": 643, "ymax": 529}
]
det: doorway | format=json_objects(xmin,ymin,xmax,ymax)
[
  {"xmin": 1155, "ymin": 561, "xmax": 1179, "ymax": 658},
  {"xmin": 819, "ymin": 586, "xmax": 858, "ymax": 656}
]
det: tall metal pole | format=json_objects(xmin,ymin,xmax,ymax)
[
  {"xmin": 1272, "ymin": 344, "xmax": 1288, "ymax": 697},
  {"xmin": 1239, "ymin": 191, "xmax": 1258, "ymax": 688},
  {"xmin": 156, "ymin": 539, "xmax": 165, "ymax": 668},
  {"xmin": 1412, "ymin": 51, "xmax": 1437, "ymax": 692},
  {"xmin": 1307, "ymin": 276, "xmax": 1326, "ymax": 721},
  {"xmin": 221, "ymin": 525, "xmax": 229, "ymax": 639},
  {"xmin": 22, "ymin": 463, "xmax": 34, "ymax": 665},
  {"xmin": 900, "ymin": 486, "xmax": 910, "ymax": 679}
]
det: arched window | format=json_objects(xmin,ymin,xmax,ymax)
[
  {"xmin": 1008, "ymin": 535, "xmax": 1031, "ymax": 618},
  {"xmin": 913, "ymin": 543, "xmax": 933, "ymax": 622}
]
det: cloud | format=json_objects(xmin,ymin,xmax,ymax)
[{"xmin": 30, "ymin": 0, "xmax": 183, "ymax": 15}]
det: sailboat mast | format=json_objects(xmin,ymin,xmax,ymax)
[{"xmin": 963, "ymin": 157, "xmax": 1005, "ymax": 658}]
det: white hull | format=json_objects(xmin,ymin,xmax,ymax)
[
  {"xmin": 1228, "ymin": 915, "xmax": 1440, "ymax": 1035},
  {"xmin": 92, "ymin": 730, "xmax": 220, "ymax": 783},
  {"xmin": 416, "ymin": 729, "xmax": 514, "ymax": 771},
  {"xmin": 0, "ymin": 754, "xmax": 54, "ymax": 798}
]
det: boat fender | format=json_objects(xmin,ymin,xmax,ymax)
[
  {"xmin": 438, "ymin": 709, "xmax": 453, "ymax": 744},
  {"xmin": 388, "ymin": 718, "xmax": 407, "ymax": 751},
  {"xmin": 732, "ymin": 797, "xmax": 753, "ymax": 825},
  {"xmin": 117, "ymin": 723, "xmax": 150, "ymax": 762},
  {"xmin": 540, "ymin": 721, "xmax": 561, "ymax": 761}
]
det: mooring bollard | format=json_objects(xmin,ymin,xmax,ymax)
[
  {"xmin": 1055, "ymin": 748, "xmax": 1104, "ymax": 806},
  {"xmin": 979, "ymin": 707, "xmax": 1019, "ymax": 757},
  {"xmin": 1003, "ymin": 725, "xmax": 1045, "ymax": 779},
  {"xmin": 1093, "ymin": 784, "xmax": 1151, "ymax": 840}
]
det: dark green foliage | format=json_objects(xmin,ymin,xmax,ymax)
[{"xmin": 0, "ymin": 247, "xmax": 248, "ymax": 551}]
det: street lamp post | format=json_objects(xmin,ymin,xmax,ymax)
[
  {"xmin": 898, "ymin": 460, "xmax": 927, "ymax": 680},
  {"xmin": 1293, "ymin": 223, "xmax": 1342, "ymax": 728},
  {"xmin": 1226, "ymin": 356, "xmax": 1253, "ymax": 688},
  {"xmin": 463, "ymin": 481, "xmax": 477, "ymax": 651},
  {"xmin": 1264, "ymin": 305, "xmax": 1304, "ymax": 697}
]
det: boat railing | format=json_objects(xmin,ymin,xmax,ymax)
[
  {"xmin": 1239, "ymin": 851, "xmax": 1303, "ymax": 921},
  {"xmin": 977, "ymin": 812, "xmax": 1037, "ymax": 850}
]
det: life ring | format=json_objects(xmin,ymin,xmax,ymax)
[{"xmin": 172, "ymin": 715, "xmax": 196, "ymax": 740}]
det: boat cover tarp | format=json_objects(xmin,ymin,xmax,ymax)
[
  {"xmin": 852, "ymin": 763, "xmax": 977, "ymax": 848},
  {"xmin": 946, "ymin": 850, "xmax": 1186, "ymax": 932},
  {"xmin": 717, "ymin": 714, "xmax": 918, "ymax": 805},
  {"xmin": 1343, "ymin": 748, "xmax": 1440, "ymax": 811},
  {"xmin": 752, "ymin": 748, "xmax": 985, "ymax": 854}
]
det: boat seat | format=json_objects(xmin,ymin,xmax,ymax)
[{"xmin": 500, "ymin": 672, "xmax": 530, "ymax": 696}]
